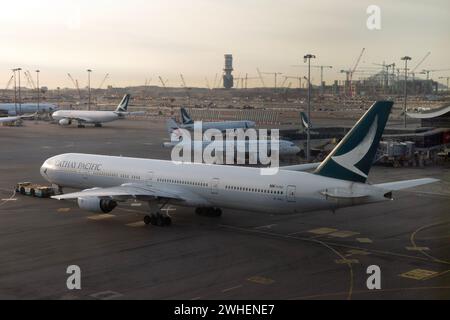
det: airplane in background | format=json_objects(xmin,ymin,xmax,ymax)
[
  {"xmin": 41, "ymin": 101, "xmax": 438, "ymax": 227},
  {"xmin": 0, "ymin": 103, "xmax": 58, "ymax": 116},
  {"xmin": 163, "ymin": 118, "xmax": 301, "ymax": 159},
  {"xmin": 0, "ymin": 113, "xmax": 37, "ymax": 124},
  {"xmin": 178, "ymin": 107, "xmax": 256, "ymax": 132},
  {"xmin": 52, "ymin": 94, "xmax": 141, "ymax": 128}
]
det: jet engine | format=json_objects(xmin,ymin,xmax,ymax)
[
  {"xmin": 77, "ymin": 197, "xmax": 117, "ymax": 213},
  {"xmin": 59, "ymin": 118, "xmax": 72, "ymax": 126}
]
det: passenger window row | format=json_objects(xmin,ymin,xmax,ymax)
[
  {"xmin": 157, "ymin": 178, "xmax": 208, "ymax": 187},
  {"xmin": 225, "ymin": 185, "xmax": 284, "ymax": 195}
]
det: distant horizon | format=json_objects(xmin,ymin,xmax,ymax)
[{"xmin": 1, "ymin": 0, "xmax": 449, "ymax": 89}]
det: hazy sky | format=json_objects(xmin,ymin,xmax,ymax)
[{"xmin": 0, "ymin": 0, "xmax": 448, "ymax": 88}]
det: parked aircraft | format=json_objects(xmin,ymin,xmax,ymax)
[
  {"xmin": 0, "ymin": 103, "xmax": 58, "ymax": 116},
  {"xmin": 52, "ymin": 94, "xmax": 140, "ymax": 127},
  {"xmin": 42, "ymin": 101, "xmax": 438, "ymax": 227},
  {"xmin": 178, "ymin": 107, "xmax": 255, "ymax": 132},
  {"xmin": 163, "ymin": 119, "xmax": 301, "ymax": 159}
]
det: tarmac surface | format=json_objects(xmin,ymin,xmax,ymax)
[{"xmin": 0, "ymin": 119, "xmax": 449, "ymax": 300}]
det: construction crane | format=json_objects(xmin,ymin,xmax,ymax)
[
  {"xmin": 5, "ymin": 75, "xmax": 14, "ymax": 90},
  {"xmin": 24, "ymin": 71, "xmax": 36, "ymax": 89},
  {"xmin": 340, "ymin": 48, "xmax": 365, "ymax": 96},
  {"xmin": 292, "ymin": 65, "xmax": 332, "ymax": 93},
  {"xmin": 261, "ymin": 71, "xmax": 283, "ymax": 89},
  {"xmin": 158, "ymin": 76, "xmax": 167, "ymax": 88},
  {"xmin": 411, "ymin": 52, "xmax": 431, "ymax": 80},
  {"xmin": 180, "ymin": 74, "xmax": 187, "ymax": 88},
  {"xmin": 421, "ymin": 68, "xmax": 450, "ymax": 80},
  {"xmin": 282, "ymin": 76, "xmax": 302, "ymax": 89},
  {"xmin": 67, "ymin": 73, "xmax": 82, "ymax": 102},
  {"xmin": 256, "ymin": 68, "xmax": 266, "ymax": 88},
  {"xmin": 98, "ymin": 73, "xmax": 110, "ymax": 90}
]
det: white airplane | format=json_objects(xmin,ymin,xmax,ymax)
[
  {"xmin": 179, "ymin": 107, "xmax": 256, "ymax": 132},
  {"xmin": 52, "ymin": 94, "xmax": 139, "ymax": 128},
  {"xmin": 0, "ymin": 113, "xmax": 37, "ymax": 124},
  {"xmin": 163, "ymin": 119, "xmax": 301, "ymax": 158},
  {"xmin": 41, "ymin": 101, "xmax": 438, "ymax": 227},
  {"xmin": 0, "ymin": 103, "xmax": 58, "ymax": 116}
]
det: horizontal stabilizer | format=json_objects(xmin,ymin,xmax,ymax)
[
  {"xmin": 281, "ymin": 163, "xmax": 321, "ymax": 172},
  {"xmin": 374, "ymin": 178, "xmax": 439, "ymax": 191},
  {"xmin": 320, "ymin": 188, "xmax": 370, "ymax": 199}
]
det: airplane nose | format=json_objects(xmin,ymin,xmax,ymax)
[{"xmin": 40, "ymin": 160, "xmax": 51, "ymax": 181}]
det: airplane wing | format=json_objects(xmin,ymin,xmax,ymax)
[
  {"xmin": 281, "ymin": 163, "xmax": 322, "ymax": 172},
  {"xmin": 52, "ymin": 183, "xmax": 186, "ymax": 202},
  {"xmin": 373, "ymin": 178, "xmax": 440, "ymax": 191},
  {"xmin": 64, "ymin": 117, "xmax": 92, "ymax": 123}
]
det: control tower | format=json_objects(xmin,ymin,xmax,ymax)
[{"xmin": 223, "ymin": 54, "xmax": 234, "ymax": 89}]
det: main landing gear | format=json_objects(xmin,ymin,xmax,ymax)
[
  {"xmin": 94, "ymin": 123, "xmax": 103, "ymax": 128},
  {"xmin": 144, "ymin": 201, "xmax": 172, "ymax": 227},
  {"xmin": 195, "ymin": 207, "xmax": 222, "ymax": 217}
]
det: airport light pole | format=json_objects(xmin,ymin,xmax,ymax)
[
  {"xmin": 401, "ymin": 56, "xmax": 411, "ymax": 128},
  {"xmin": 15, "ymin": 68, "xmax": 23, "ymax": 115},
  {"xmin": 304, "ymin": 54, "xmax": 316, "ymax": 162},
  {"xmin": 12, "ymin": 69, "xmax": 18, "ymax": 115},
  {"xmin": 35, "ymin": 70, "xmax": 40, "ymax": 114},
  {"xmin": 87, "ymin": 69, "xmax": 92, "ymax": 111}
]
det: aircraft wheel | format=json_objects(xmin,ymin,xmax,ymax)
[
  {"xmin": 94, "ymin": 123, "xmax": 102, "ymax": 128},
  {"xmin": 144, "ymin": 215, "xmax": 152, "ymax": 225}
]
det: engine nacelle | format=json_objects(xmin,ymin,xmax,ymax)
[
  {"xmin": 77, "ymin": 197, "xmax": 117, "ymax": 213},
  {"xmin": 59, "ymin": 118, "xmax": 72, "ymax": 126}
]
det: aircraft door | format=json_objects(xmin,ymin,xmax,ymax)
[
  {"xmin": 211, "ymin": 178, "xmax": 220, "ymax": 195},
  {"xmin": 287, "ymin": 185, "xmax": 296, "ymax": 203}
]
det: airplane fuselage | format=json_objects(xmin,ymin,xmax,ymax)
[
  {"xmin": 41, "ymin": 153, "xmax": 389, "ymax": 215},
  {"xmin": 0, "ymin": 103, "xmax": 58, "ymax": 116},
  {"xmin": 181, "ymin": 120, "xmax": 255, "ymax": 132},
  {"xmin": 52, "ymin": 110, "xmax": 122, "ymax": 125}
]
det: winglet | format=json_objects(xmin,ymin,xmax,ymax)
[{"xmin": 314, "ymin": 101, "xmax": 394, "ymax": 183}]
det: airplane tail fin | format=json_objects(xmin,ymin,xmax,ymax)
[
  {"xmin": 314, "ymin": 101, "xmax": 394, "ymax": 183},
  {"xmin": 180, "ymin": 107, "xmax": 194, "ymax": 125},
  {"xmin": 300, "ymin": 112, "xmax": 310, "ymax": 130},
  {"xmin": 115, "ymin": 94, "xmax": 131, "ymax": 112}
]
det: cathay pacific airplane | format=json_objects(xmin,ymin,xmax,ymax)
[
  {"xmin": 0, "ymin": 103, "xmax": 58, "ymax": 116},
  {"xmin": 163, "ymin": 119, "xmax": 301, "ymax": 158},
  {"xmin": 52, "ymin": 94, "xmax": 140, "ymax": 128},
  {"xmin": 178, "ymin": 107, "xmax": 256, "ymax": 132},
  {"xmin": 41, "ymin": 101, "xmax": 438, "ymax": 227}
]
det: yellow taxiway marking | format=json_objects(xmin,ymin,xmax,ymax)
[
  {"xmin": 126, "ymin": 221, "xmax": 146, "ymax": 228},
  {"xmin": 346, "ymin": 249, "xmax": 370, "ymax": 256},
  {"xmin": 356, "ymin": 238, "xmax": 373, "ymax": 244},
  {"xmin": 90, "ymin": 291, "xmax": 123, "ymax": 300},
  {"xmin": 329, "ymin": 231, "xmax": 360, "ymax": 238},
  {"xmin": 400, "ymin": 269, "xmax": 439, "ymax": 281},
  {"xmin": 87, "ymin": 214, "xmax": 115, "ymax": 221},
  {"xmin": 247, "ymin": 276, "xmax": 275, "ymax": 285},
  {"xmin": 335, "ymin": 259, "xmax": 360, "ymax": 265},
  {"xmin": 308, "ymin": 227, "xmax": 338, "ymax": 235},
  {"xmin": 405, "ymin": 246, "xmax": 430, "ymax": 252},
  {"xmin": 57, "ymin": 208, "xmax": 71, "ymax": 213},
  {"xmin": 222, "ymin": 285, "xmax": 243, "ymax": 293}
]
